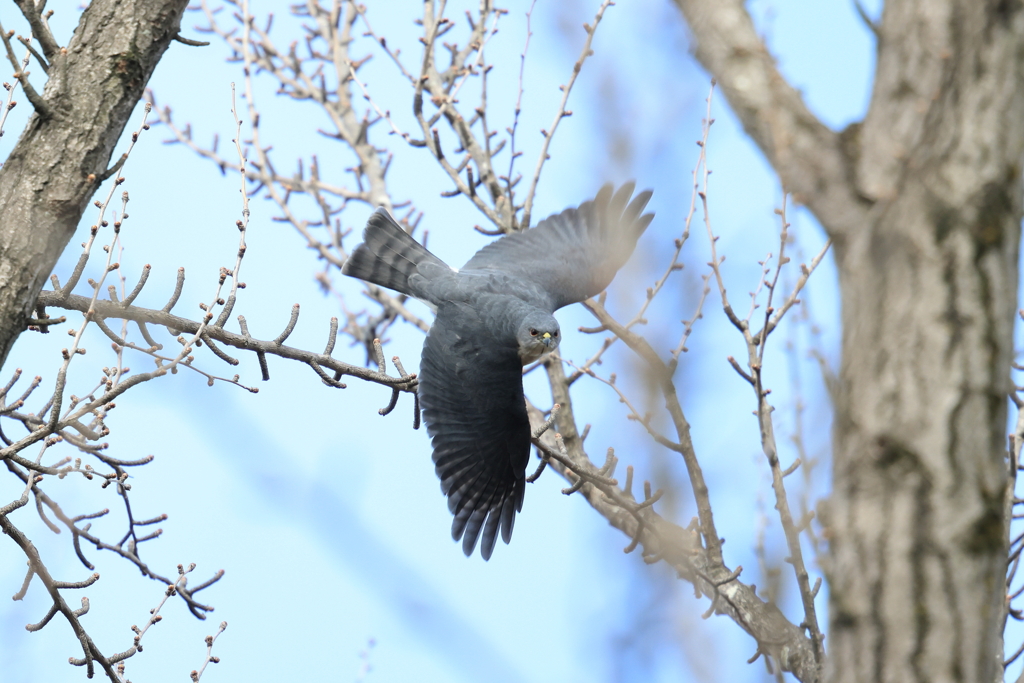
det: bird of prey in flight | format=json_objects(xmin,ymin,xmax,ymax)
[{"xmin": 343, "ymin": 183, "xmax": 654, "ymax": 559}]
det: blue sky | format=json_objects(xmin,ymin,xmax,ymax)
[{"xmin": 0, "ymin": 1, "xmax": 927, "ymax": 682}]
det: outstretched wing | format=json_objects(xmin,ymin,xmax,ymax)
[
  {"xmin": 462, "ymin": 183, "xmax": 654, "ymax": 311},
  {"xmin": 418, "ymin": 301, "xmax": 530, "ymax": 560}
]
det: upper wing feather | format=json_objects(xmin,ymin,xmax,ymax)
[
  {"xmin": 418, "ymin": 301, "xmax": 530, "ymax": 560},
  {"xmin": 461, "ymin": 183, "xmax": 654, "ymax": 311}
]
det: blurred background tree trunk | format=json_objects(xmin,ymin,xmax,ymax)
[{"xmin": 673, "ymin": 1, "xmax": 1023, "ymax": 681}]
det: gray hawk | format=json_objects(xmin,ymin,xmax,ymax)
[{"xmin": 342, "ymin": 183, "xmax": 654, "ymax": 559}]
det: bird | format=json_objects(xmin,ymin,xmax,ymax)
[{"xmin": 342, "ymin": 183, "xmax": 654, "ymax": 559}]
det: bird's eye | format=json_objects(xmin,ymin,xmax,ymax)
[
  {"xmin": 553, "ymin": 331, "xmax": 559, "ymax": 337},
  {"xmin": 530, "ymin": 329, "xmax": 538, "ymax": 336}
]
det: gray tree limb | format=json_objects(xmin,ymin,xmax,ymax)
[
  {"xmin": 532, "ymin": 359, "xmax": 821, "ymax": 682},
  {"xmin": 0, "ymin": 0, "xmax": 190, "ymax": 369},
  {"xmin": 671, "ymin": 0, "xmax": 869, "ymax": 238},
  {"xmin": 34, "ymin": 289, "xmax": 417, "ymax": 392}
]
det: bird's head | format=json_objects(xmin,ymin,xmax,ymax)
[{"xmin": 517, "ymin": 310, "xmax": 560, "ymax": 364}]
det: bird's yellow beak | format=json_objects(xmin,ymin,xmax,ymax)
[{"xmin": 542, "ymin": 332, "xmax": 551, "ymax": 339}]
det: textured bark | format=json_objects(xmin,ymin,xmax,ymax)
[
  {"xmin": 672, "ymin": 1, "xmax": 1024, "ymax": 681},
  {"xmin": 829, "ymin": 4, "xmax": 1022, "ymax": 681},
  {"xmin": 0, "ymin": 0, "xmax": 189, "ymax": 368}
]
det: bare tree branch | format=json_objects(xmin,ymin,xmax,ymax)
[
  {"xmin": 521, "ymin": 0, "xmax": 612, "ymax": 229},
  {"xmin": 526, "ymin": 369, "xmax": 821, "ymax": 683},
  {"xmin": 34, "ymin": 290, "xmax": 417, "ymax": 393},
  {"xmin": 670, "ymin": 0, "xmax": 868, "ymax": 238},
  {"xmin": 0, "ymin": 0, "xmax": 191, "ymax": 368},
  {"xmin": 13, "ymin": 0, "xmax": 60, "ymax": 62}
]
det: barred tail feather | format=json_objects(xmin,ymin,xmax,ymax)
[{"xmin": 342, "ymin": 208, "xmax": 449, "ymax": 298}]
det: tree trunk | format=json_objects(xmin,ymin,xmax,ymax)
[
  {"xmin": 672, "ymin": 1, "xmax": 1024, "ymax": 680},
  {"xmin": 0, "ymin": 0, "xmax": 190, "ymax": 369},
  {"xmin": 828, "ymin": 4, "xmax": 1021, "ymax": 680}
]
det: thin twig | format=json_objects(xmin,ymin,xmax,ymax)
[{"xmin": 520, "ymin": 0, "xmax": 613, "ymax": 229}]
